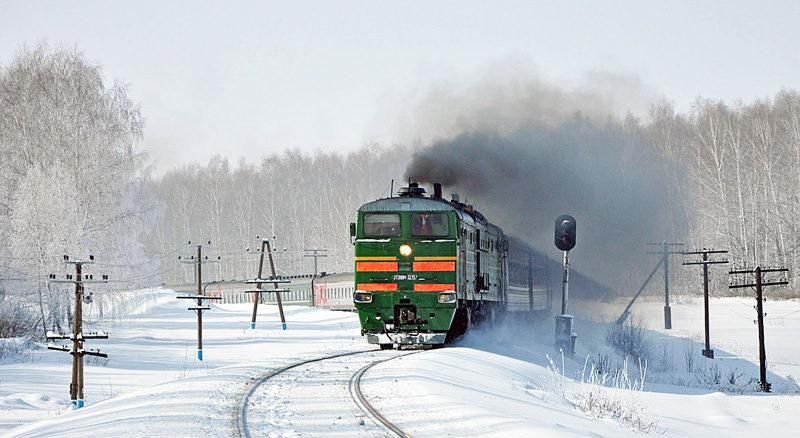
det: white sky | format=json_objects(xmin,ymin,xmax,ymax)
[{"xmin": 1, "ymin": 1, "xmax": 799, "ymax": 173}]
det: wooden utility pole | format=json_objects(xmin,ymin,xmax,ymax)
[
  {"xmin": 646, "ymin": 241, "xmax": 684, "ymax": 329},
  {"xmin": 247, "ymin": 238, "xmax": 268, "ymax": 330},
  {"xmin": 729, "ymin": 265, "xmax": 789, "ymax": 392},
  {"xmin": 176, "ymin": 241, "xmax": 221, "ymax": 361},
  {"xmin": 46, "ymin": 255, "xmax": 109, "ymax": 408},
  {"xmin": 303, "ymin": 248, "xmax": 328, "ymax": 276},
  {"xmin": 245, "ymin": 237, "xmax": 290, "ymax": 330},
  {"xmin": 683, "ymin": 248, "xmax": 729, "ymax": 359}
]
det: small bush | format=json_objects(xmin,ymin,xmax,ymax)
[
  {"xmin": 572, "ymin": 356, "xmax": 658, "ymax": 433},
  {"xmin": 683, "ymin": 339, "xmax": 697, "ymax": 372},
  {"xmin": 786, "ymin": 375, "xmax": 800, "ymax": 394},
  {"xmin": 0, "ymin": 337, "xmax": 35, "ymax": 361},
  {"xmin": 545, "ymin": 352, "xmax": 567, "ymax": 398},
  {"xmin": 708, "ymin": 363, "xmax": 721, "ymax": 385},
  {"xmin": 85, "ymin": 355, "xmax": 110, "ymax": 367},
  {"xmin": 655, "ymin": 343, "xmax": 672, "ymax": 372},
  {"xmin": 606, "ymin": 317, "xmax": 652, "ymax": 364},
  {"xmin": 595, "ymin": 353, "xmax": 613, "ymax": 375},
  {"xmin": 0, "ymin": 301, "xmax": 37, "ymax": 338},
  {"xmin": 727, "ymin": 368, "xmax": 743, "ymax": 386}
]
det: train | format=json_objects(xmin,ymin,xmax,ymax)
[
  {"xmin": 350, "ymin": 182, "xmax": 555, "ymax": 348},
  {"xmin": 194, "ymin": 272, "xmax": 355, "ymax": 309}
]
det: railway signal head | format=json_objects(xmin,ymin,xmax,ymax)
[{"xmin": 554, "ymin": 214, "xmax": 577, "ymax": 251}]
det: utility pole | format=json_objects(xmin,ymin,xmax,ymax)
[
  {"xmin": 646, "ymin": 241, "xmax": 684, "ymax": 329},
  {"xmin": 303, "ymin": 248, "xmax": 328, "ymax": 276},
  {"xmin": 729, "ymin": 265, "xmax": 789, "ymax": 392},
  {"xmin": 176, "ymin": 241, "xmax": 221, "ymax": 361},
  {"xmin": 46, "ymin": 255, "xmax": 109, "ymax": 409},
  {"xmin": 246, "ymin": 238, "xmax": 290, "ymax": 330},
  {"xmin": 682, "ymin": 248, "xmax": 728, "ymax": 359}
]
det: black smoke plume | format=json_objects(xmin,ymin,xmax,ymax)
[{"xmin": 406, "ymin": 110, "xmax": 674, "ymax": 295}]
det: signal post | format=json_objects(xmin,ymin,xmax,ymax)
[{"xmin": 554, "ymin": 215, "xmax": 577, "ymax": 356}]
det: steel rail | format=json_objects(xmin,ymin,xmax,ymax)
[
  {"xmin": 350, "ymin": 351, "xmax": 422, "ymax": 438},
  {"xmin": 236, "ymin": 349, "xmax": 372, "ymax": 438}
]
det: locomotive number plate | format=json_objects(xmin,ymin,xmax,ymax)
[{"xmin": 392, "ymin": 274, "xmax": 418, "ymax": 281}]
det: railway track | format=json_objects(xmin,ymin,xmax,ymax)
[
  {"xmin": 236, "ymin": 349, "xmax": 420, "ymax": 438},
  {"xmin": 349, "ymin": 354, "xmax": 416, "ymax": 437}
]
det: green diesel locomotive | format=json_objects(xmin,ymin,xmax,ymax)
[{"xmin": 350, "ymin": 182, "xmax": 552, "ymax": 348}]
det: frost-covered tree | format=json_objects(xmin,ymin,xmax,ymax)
[{"xmin": 0, "ymin": 45, "xmax": 154, "ymax": 335}]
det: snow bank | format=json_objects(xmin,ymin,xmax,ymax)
[{"xmin": 3, "ymin": 295, "xmax": 800, "ymax": 436}]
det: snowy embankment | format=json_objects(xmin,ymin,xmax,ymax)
[
  {"xmin": 2, "ymin": 292, "xmax": 799, "ymax": 437},
  {"xmin": 1, "ymin": 289, "xmax": 366, "ymax": 436}
]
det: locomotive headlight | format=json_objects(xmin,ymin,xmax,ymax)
[
  {"xmin": 399, "ymin": 244, "xmax": 413, "ymax": 257},
  {"xmin": 353, "ymin": 291, "xmax": 373, "ymax": 303},
  {"xmin": 438, "ymin": 292, "xmax": 457, "ymax": 304}
]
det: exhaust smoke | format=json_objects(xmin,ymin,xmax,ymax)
[{"xmin": 403, "ymin": 70, "xmax": 676, "ymax": 295}]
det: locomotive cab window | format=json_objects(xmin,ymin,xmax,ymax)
[
  {"xmin": 411, "ymin": 213, "xmax": 450, "ymax": 237},
  {"xmin": 363, "ymin": 213, "xmax": 401, "ymax": 237}
]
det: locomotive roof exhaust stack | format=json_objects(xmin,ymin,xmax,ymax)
[
  {"xmin": 398, "ymin": 182, "xmax": 426, "ymax": 197},
  {"xmin": 433, "ymin": 183, "xmax": 442, "ymax": 199}
]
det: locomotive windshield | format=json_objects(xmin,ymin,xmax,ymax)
[
  {"xmin": 411, "ymin": 212, "xmax": 449, "ymax": 237},
  {"xmin": 363, "ymin": 213, "xmax": 401, "ymax": 237}
]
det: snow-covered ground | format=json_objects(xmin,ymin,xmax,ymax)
[
  {"xmin": 1, "ymin": 290, "xmax": 799, "ymax": 437},
  {"xmin": 1, "ymin": 289, "xmax": 368, "ymax": 436}
]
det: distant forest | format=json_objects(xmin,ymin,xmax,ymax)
[
  {"xmin": 151, "ymin": 92, "xmax": 800, "ymax": 299},
  {"xmin": 148, "ymin": 145, "xmax": 409, "ymax": 283},
  {"xmin": 3, "ymin": 46, "xmax": 800, "ymax": 336}
]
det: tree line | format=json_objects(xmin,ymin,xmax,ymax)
[
  {"xmin": 147, "ymin": 146, "xmax": 408, "ymax": 284},
  {"xmin": 154, "ymin": 94, "xmax": 800, "ymax": 297},
  {"xmin": 2, "ymin": 45, "xmax": 800, "ymax": 338},
  {"xmin": 648, "ymin": 94, "xmax": 800, "ymax": 295}
]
